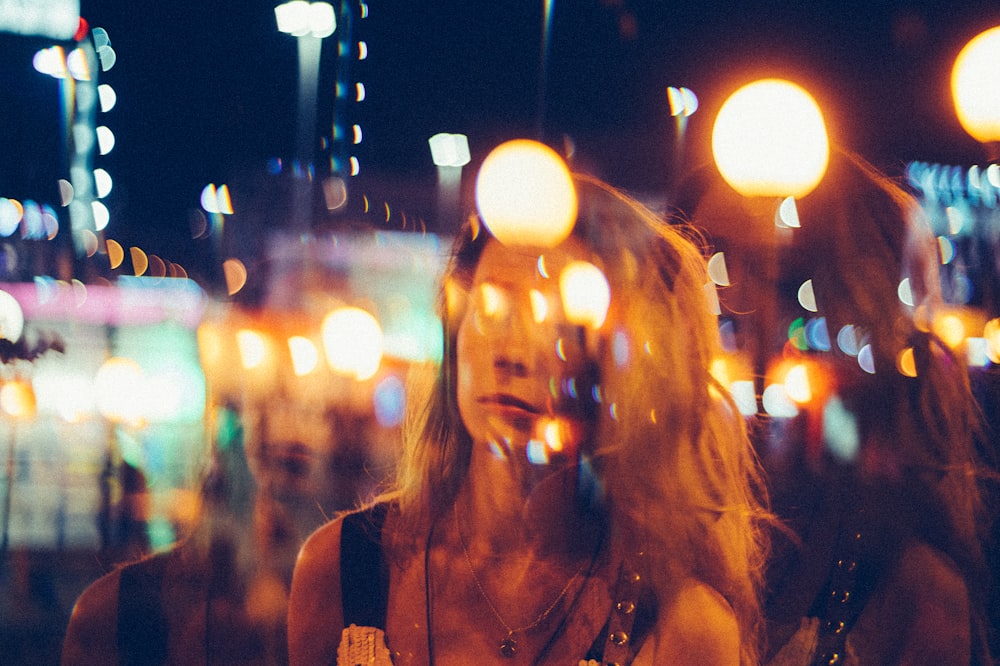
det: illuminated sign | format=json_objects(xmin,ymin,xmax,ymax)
[{"xmin": 0, "ymin": 0, "xmax": 79, "ymax": 40}]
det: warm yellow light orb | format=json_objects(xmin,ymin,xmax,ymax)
[
  {"xmin": 559, "ymin": 261, "xmax": 610, "ymax": 329},
  {"xmin": 952, "ymin": 26, "xmax": 1000, "ymax": 143},
  {"xmin": 0, "ymin": 380, "xmax": 36, "ymax": 418},
  {"xmin": 475, "ymin": 139, "xmax": 577, "ymax": 248},
  {"xmin": 288, "ymin": 336, "xmax": 320, "ymax": 376},
  {"xmin": 712, "ymin": 78, "xmax": 830, "ymax": 198},
  {"xmin": 236, "ymin": 329, "xmax": 268, "ymax": 370},
  {"xmin": 95, "ymin": 357, "xmax": 144, "ymax": 424},
  {"xmin": 322, "ymin": 306, "xmax": 383, "ymax": 380}
]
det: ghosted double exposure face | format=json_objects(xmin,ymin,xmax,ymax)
[{"xmin": 456, "ymin": 237, "xmax": 601, "ymax": 464}]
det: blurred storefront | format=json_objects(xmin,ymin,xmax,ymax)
[{"xmin": 0, "ymin": 228, "xmax": 447, "ymax": 660}]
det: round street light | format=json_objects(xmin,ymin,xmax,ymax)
[
  {"xmin": 952, "ymin": 25, "xmax": 1000, "ymax": 148},
  {"xmin": 474, "ymin": 139, "xmax": 577, "ymax": 248},
  {"xmin": 712, "ymin": 78, "xmax": 830, "ymax": 200}
]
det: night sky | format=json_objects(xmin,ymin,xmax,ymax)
[{"xmin": 5, "ymin": 1, "xmax": 1000, "ymax": 283}]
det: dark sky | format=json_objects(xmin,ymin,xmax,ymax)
[{"xmin": 5, "ymin": 1, "xmax": 1000, "ymax": 283}]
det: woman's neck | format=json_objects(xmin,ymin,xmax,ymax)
[{"xmin": 458, "ymin": 442, "xmax": 597, "ymax": 558}]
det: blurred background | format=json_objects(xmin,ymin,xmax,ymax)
[{"xmin": 2, "ymin": 0, "xmax": 1000, "ymax": 661}]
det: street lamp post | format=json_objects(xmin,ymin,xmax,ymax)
[
  {"xmin": 710, "ymin": 78, "xmax": 830, "ymax": 413},
  {"xmin": 428, "ymin": 133, "xmax": 471, "ymax": 232},
  {"xmin": 275, "ymin": 1, "xmax": 337, "ymax": 230}
]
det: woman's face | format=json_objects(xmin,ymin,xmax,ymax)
[{"xmin": 456, "ymin": 237, "xmax": 599, "ymax": 464}]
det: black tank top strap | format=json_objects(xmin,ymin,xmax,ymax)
[
  {"xmin": 340, "ymin": 502, "xmax": 390, "ymax": 629},
  {"xmin": 582, "ymin": 555, "xmax": 653, "ymax": 665}
]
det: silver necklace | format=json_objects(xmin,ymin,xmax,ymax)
[{"xmin": 453, "ymin": 505, "xmax": 590, "ymax": 659}]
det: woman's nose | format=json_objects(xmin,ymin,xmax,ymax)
[{"xmin": 493, "ymin": 356, "xmax": 529, "ymax": 378}]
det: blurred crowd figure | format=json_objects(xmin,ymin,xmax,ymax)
[
  {"xmin": 61, "ymin": 392, "xmax": 393, "ymax": 664},
  {"xmin": 289, "ymin": 164, "xmax": 773, "ymax": 665},
  {"xmin": 684, "ymin": 147, "xmax": 997, "ymax": 664},
  {"xmin": 97, "ymin": 458, "xmax": 151, "ymax": 564}
]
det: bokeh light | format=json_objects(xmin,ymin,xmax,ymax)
[
  {"xmin": 0, "ymin": 198, "xmax": 22, "ymax": 236},
  {"xmin": 837, "ymin": 325, "xmax": 861, "ymax": 356},
  {"xmin": 274, "ymin": 1, "xmax": 337, "ymax": 38},
  {"xmin": 712, "ymin": 78, "xmax": 830, "ymax": 198},
  {"xmin": 428, "ymin": 133, "xmax": 471, "ymax": 167},
  {"xmin": 147, "ymin": 255, "xmax": 167, "ymax": 279},
  {"xmin": 94, "ymin": 168, "xmax": 113, "ymax": 198},
  {"xmin": 373, "ymin": 375, "xmax": 406, "ymax": 427},
  {"xmin": 130, "ymin": 246, "xmax": 148, "ymax": 276},
  {"xmin": 896, "ymin": 347, "xmax": 918, "ymax": 377},
  {"xmin": 98, "ymin": 83, "xmax": 117, "ymax": 111},
  {"xmin": 236, "ymin": 329, "xmax": 268, "ymax": 370},
  {"xmin": 66, "ymin": 47, "xmax": 90, "ymax": 81},
  {"xmin": 107, "ymin": 239, "xmax": 125, "ymax": 268},
  {"xmin": 897, "ymin": 278, "xmax": 915, "ymax": 307},
  {"xmin": 94, "ymin": 357, "xmax": 144, "ymax": 425},
  {"xmin": 762, "ymin": 383, "xmax": 798, "ymax": 418},
  {"xmin": 823, "ymin": 395, "xmax": 859, "ymax": 462},
  {"xmin": 288, "ymin": 336, "xmax": 320, "ymax": 376},
  {"xmin": 223, "ymin": 258, "xmax": 248, "ymax": 296},
  {"xmin": 776, "ymin": 196, "xmax": 802, "ymax": 228},
  {"xmin": 797, "ymin": 279, "xmax": 817, "ymax": 312},
  {"xmin": 0, "ymin": 379, "xmax": 36, "ymax": 418},
  {"xmin": 559, "ymin": 261, "xmax": 610, "ymax": 329},
  {"xmin": 667, "ymin": 86, "xmax": 699, "ymax": 117},
  {"xmin": 33, "ymin": 46, "xmax": 66, "ymax": 77},
  {"xmin": 804, "ymin": 317, "xmax": 831, "ymax": 351},
  {"xmin": 96, "ymin": 126, "xmax": 115, "ymax": 155},
  {"xmin": 857, "ymin": 344, "xmax": 876, "ymax": 374},
  {"xmin": 952, "ymin": 25, "xmax": 1000, "ymax": 143},
  {"xmin": 0, "ymin": 289, "xmax": 25, "ymax": 342},
  {"xmin": 92, "ymin": 201, "xmax": 110, "ymax": 231},
  {"xmin": 475, "ymin": 139, "xmax": 578, "ymax": 248},
  {"xmin": 58, "ymin": 180, "xmax": 74, "ymax": 206},
  {"xmin": 32, "ymin": 372, "xmax": 95, "ymax": 423},
  {"xmin": 783, "ymin": 363, "xmax": 813, "ymax": 404},
  {"xmin": 933, "ymin": 312, "xmax": 967, "ymax": 349},
  {"xmin": 529, "ymin": 289, "xmax": 548, "ymax": 324},
  {"xmin": 322, "ymin": 306, "xmax": 383, "ymax": 380},
  {"xmin": 728, "ymin": 380, "xmax": 758, "ymax": 416},
  {"xmin": 985, "ymin": 317, "xmax": 1000, "ymax": 364},
  {"xmin": 938, "ymin": 236, "xmax": 955, "ymax": 264},
  {"xmin": 787, "ymin": 318, "xmax": 808, "ymax": 351},
  {"xmin": 707, "ymin": 252, "xmax": 730, "ymax": 286}
]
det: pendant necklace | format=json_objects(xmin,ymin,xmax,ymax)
[{"xmin": 454, "ymin": 505, "xmax": 592, "ymax": 659}]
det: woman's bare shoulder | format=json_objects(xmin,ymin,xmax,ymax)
[
  {"xmin": 299, "ymin": 514, "xmax": 344, "ymax": 561},
  {"xmin": 635, "ymin": 578, "xmax": 739, "ymax": 666},
  {"xmin": 291, "ymin": 515, "xmax": 345, "ymax": 606},
  {"xmin": 61, "ymin": 568, "xmax": 122, "ymax": 665},
  {"xmin": 288, "ymin": 516, "xmax": 348, "ymax": 665}
]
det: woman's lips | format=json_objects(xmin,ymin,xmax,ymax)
[{"xmin": 477, "ymin": 394, "xmax": 541, "ymax": 416}]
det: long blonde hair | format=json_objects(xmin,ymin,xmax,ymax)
[
  {"xmin": 792, "ymin": 149, "xmax": 994, "ymax": 660},
  {"xmin": 387, "ymin": 174, "xmax": 772, "ymax": 664}
]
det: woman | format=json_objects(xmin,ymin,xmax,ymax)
[
  {"xmin": 710, "ymin": 149, "xmax": 996, "ymax": 665},
  {"xmin": 288, "ymin": 147, "xmax": 771, "ymax": 665},
  {"xmin": 61, "ymin": 395, "xmax": 366, "ymax": 664}
]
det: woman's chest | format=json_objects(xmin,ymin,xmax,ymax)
[{"xmin": 384, "ymin": 554, "xmax": 614, "ymax": 666}]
